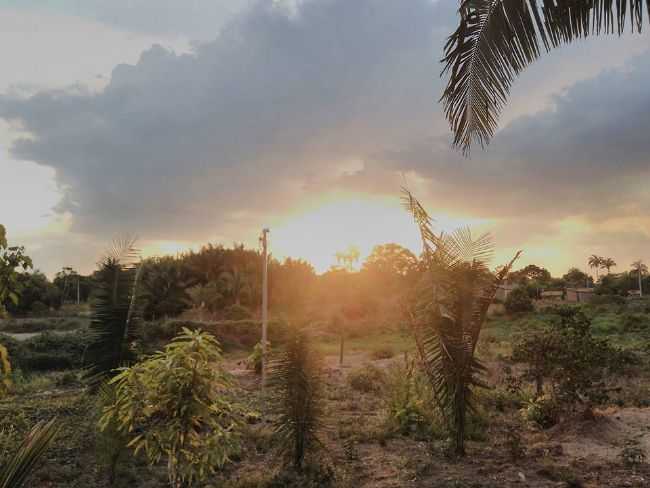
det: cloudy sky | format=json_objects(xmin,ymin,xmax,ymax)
[{"xmin": 0, "ymin": 0, "xmax": 649, "ymax": 277}]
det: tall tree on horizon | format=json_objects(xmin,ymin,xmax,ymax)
[
  {"xmin": 588, "ymin": 255, "xmax": 604, "ymax": 281},
  {"xmin": 441, "ymin": 0, "xmax": 650, "ymax": 153},
  {"xmin": 601, "ymin": 257, "xmax": 617, "ymax": 274},
  {"xmin": 631, "ymin": 260, "xmax": 648, "ymax": 297}
]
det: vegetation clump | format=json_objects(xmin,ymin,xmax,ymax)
[
  {"xmin": 347, "ymin": 364, "xmax": 386, "ymax": 393},
  {"xmin": 504, "ymin": 287, "xmax": 534, "ymax": 314},
  {"xmin": 100, "ymin": 328, "xmax": 245, "ymax": 487},
  {"xmin": 269, "ymin": 329, "xmax": 323, "ymax": 471}
]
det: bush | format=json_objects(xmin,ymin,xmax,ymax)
[
  {"xmin": 1, "ymin": 331, "xmax": 87, "ymax": 371},
  {"xmin": 513, "ymin": 307, "xmax": 620, "ymax": 409},
  {"xmin": 621, "ymin": 313, "xmax": 650, "ymax": 332},
  {"xmin": 523, "ymin": 395, "xmax": 560, "ymax": 428},
  {"xmin": 505, "ymin": 287, "xmax": 534, "ymax": 314},
  {"xmin": 590, "ymin": 294, "xmax": 626, "ymax": 307},
  {"xmin": 100, "ymin": 328, "xmax": 245, "ymax": 487},
  {"xmin": 383, "ymin": 360, "xmax": 442, "ymax": 438},
  {"xmin": 222, "ymin": 304, "xmax": 253, "ymax": 321},
  {"xmin": 0, "ymin": 343, "xmax": 11, "ymax": 397},
  {"xmin": 162, "ymin": 319, "xmax": 290, "ymax": 351},
  {"xmin": 347, "ymin": 364, "xmax": 386, "ymax": 393}
]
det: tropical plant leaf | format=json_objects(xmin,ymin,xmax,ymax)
[
  {"xmin": 403, "ymin": 188, "xmax": 520, "ymax": 454},
  {"xmin": 268, "ymin": 328, "xmax": 323, "ymax": 470},
  {"xmin": 84, "ymin": 238, "xmax": 142, "ymax": 386},
  {"xmin": 0, "ymin": 418, "xmax": 60, "ymax": 488},
  {"xmin": 442, "ymin": 0, "xmax": 650, "ymax": 154}
]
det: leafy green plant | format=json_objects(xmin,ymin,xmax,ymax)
[
  {"xmin": 504, "ymin": 287, "xmax": 534, "ymax": 314},
  {"xmin": 0, "ymin": 418, "xmax": 60, "ymax": 488},
  {"xmin": 0, "ymin": 344, "xmax": 11, "ymax": 398},
  {"xmin": 522, "ymin": 395, "xmax": 560, "ymax": 429},
  {"xmin": 0, "ymin": 224, "xmax": 33, "ymax": 318},
  {"xmin": 269, "ymin": 329, "xmax": 323, "ymax": 471},
  {"xmin": 99, "ymin": 328, "xmax": 244, "ymax": 487},
  {"xmin": 347, "ymin": 364, "xmax": 386, "ymax": 393},
  {"xmin": 513, "ymin": 307, "xmax": 620, "ymax": 410},
  {"xmin": 94, "ymin": 383, "xmax": 129, "ymax": 486},
  {"xmin": 403, "ymin": 189, "xmax": 521, "ymax": 455},
  {"xmin": 383, "ymin": 359, "xmax": 438, "ymax": 437},
  {"xmin": 84, "ymin": 239, "xmax": 142, "ymax": 385},
  {"xmin": 247, "ymin": 340, "xmax": 268, "ymax": 375}
]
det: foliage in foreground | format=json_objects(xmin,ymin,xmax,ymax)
[
  {"xmin": 0, "ymin": 418, "xmax": 60, "ymax": 488},
  {"xmin": 100, "ymin": 328, "xmax": 244, "ymax": 487},
  {"xmin": 269, "ymin": 329, "xmax": 323, "ymax": 470},
  {"xmin": 85, "ymin": 240, "xmax": 142, "ymax": 385},
  {"xmin": 403, "ymin": 189, "xmax": 520, "ymax": 455}
]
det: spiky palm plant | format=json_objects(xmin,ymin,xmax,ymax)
[
  {"xmin": 0, "ymin": 419, "xmax": 60, "ymax": 488},
  {"xmin": 402, "ymin": 189, "xmax": 520, "ymax": 455},
  {"xmin": 442, "ymin": 0, "xmax": 650, "ymax": 153},
  {"xmin": 268, "ymin": 329, "xmax": 323, "ymax": 470},
  {"xmin": 84, "ymin": 239, "xmax": 142, "ymax": 385}
]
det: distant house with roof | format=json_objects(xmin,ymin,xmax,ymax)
[
  {"xmin": 565, "ymin": 287, "xmax": 594, "ymax": 303},
  {"xmin": 540, "ymin": 290, "xmax": 563, "ymax": 301}
]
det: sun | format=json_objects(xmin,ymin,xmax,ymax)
[{"xmin": 268, "ymin": 193, "xmax": 423, "ymax": 273}]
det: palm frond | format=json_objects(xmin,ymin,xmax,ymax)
[
  {"xmin": 442, "ymin": 0, "xmax": 650, "ymax": 154},
  {"xmin": 404, "ymin": 189, "xmax": 521, "ymax": 454},
  {"xmin": 84, "ymin": 239, "xmax": 142, "ymax": 386},
  {"xmin": 0, "ymin": 418, "xmax": 60, "ymax": 488},
  {"xmin": 268, "ymin": 329, "xmax": 323, "ymax": 470}
]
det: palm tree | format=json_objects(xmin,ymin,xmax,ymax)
[
  {"xmin": 219, "ymin": 266, "xmax": 251, "ymax": 306},
  {"xmin": 601, "ymin": 257, "xmax": 617, "ymax": 274},
  {"xmin": 441, "ymin": 1, "xmax": 649, "ymax": 153},
  {"xmin": 84, "ymin": 239, "xmax": 142, "ymax": 386},
  {"xmin": 268, "ymin": 329, "xmax": 323, "ymax": 470},
  {"xmin": 402, "ymin": 189, "xmax": 521, "ymax": 455},
  {"xmin": 588, "ymin": 255, "xmax": 604, "ymax": 281},
  {"xmin": 0, "ymin": 419, "xmax": 60, "ymax": 488},
  {"xmin": 631, "ymin": 260, "xmax": 648, "ymax": 297}
]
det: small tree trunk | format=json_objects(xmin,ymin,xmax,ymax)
[{"xmin": 339, "ymin": 334, "xmax": 345, "ymax": 367}]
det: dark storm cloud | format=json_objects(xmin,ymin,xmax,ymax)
[
  {"xmin": 355, "ymin": 50, "xmax": 650, "ymax": 222},
  {"xmin": 1, "ymin": 0, "xmax": 649, "ymax": 249},
  {"xmin": 0, "ymin": 0, "xmax": 451, "ymax": 240}
]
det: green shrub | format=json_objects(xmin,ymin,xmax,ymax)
[
  {"xmin": 383, "ymin": 360, "xmax": 441, "ymax": 438},
  {"xmin": 0, "ymin": 331, "xmax": 87, "ymax": 372},
  {"xmin": 29, "ymin": 301, "xmax": 49, "ymax": 315},
  {"xmin": 522, "ymin": 395, "xmax": 560, "ymax": 428},
  {"xmin": 0, "ymin": 343, "xmax": 11, "ymax": 397},
  {"xmin": 505, "ymin": 287, "xmax": 534, "ymax": 314},
  {"xmin": 621, "ymin": 313, "xmax": 650, "ymax": 332},
  {"xmin": 347, "ymin": 364, "xmax": 386, "ymax": 393},
  {"xmin": 100, "ymin": 328, "xmax": 245, "ymax": 487},
  {"xmin": 222, "ymin": 304, "xmax": 253, "ymax": 321},
  {"xmin": 162, "ymin": 319, "xmax": 290, "ymax": 351},
  {"xmin": 590, "ymin": 294, "xmax": 626, "ymax": 306}
]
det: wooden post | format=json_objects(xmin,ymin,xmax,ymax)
[{"xmin": 261, "ymin": 228, "xmax": 269, "ymax": 387}]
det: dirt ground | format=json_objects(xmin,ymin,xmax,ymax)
[{"xmin": 225, "ymin": 350, "xmax": 650, "ymax": 488}]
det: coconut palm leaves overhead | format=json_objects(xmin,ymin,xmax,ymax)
[
  {"xmin": 84, "ymin": 238, "xmax": 142, "ymax": 384},
  {"xmin": 442, "ymin": 0, "xmax": 650, "ymax": 154},
  {"xmin": 402, "ymin": 189, "xmax": 520, "ymax": 454}
]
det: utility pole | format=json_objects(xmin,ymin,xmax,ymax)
[
  {"xmin": 260, "ymin": 228, "xmax": 270, "ymax": 387},
  {"xmin": 76, "ymin": 275, "xmax": 80, "ymax": 305}
]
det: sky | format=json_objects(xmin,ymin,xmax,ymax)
[{"xmin": 0, "ymin": 0, "xmax": 649, "ymax": 277}]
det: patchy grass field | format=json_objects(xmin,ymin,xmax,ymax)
[{"xmin": 1, "ymin": 305, "xmax": 650, "ymax": 487}]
